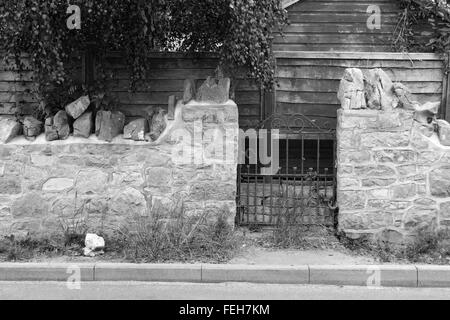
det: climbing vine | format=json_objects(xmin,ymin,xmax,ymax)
[
  {"xmin": 0, "ymin": 0, "xmax": 287, "ymax": 117},
  {"xmin": 392, "ymin": 0, "xmax": 450, "ymax": 54}
]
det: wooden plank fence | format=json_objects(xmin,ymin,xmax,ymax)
[
  {"xmin": 273, "ymin": 51, "xmax": 448, "ymax": 127},
  {"xmin": 0, "ymin": 52, "xmax": 263, "ymax": 129},
  {"xmin": 1, "ymin": 51, "xmax": 449, "ymax": 127},
  {"xmin": 274, "ymin": 0, "xmax": 401, "ymax": 52}
]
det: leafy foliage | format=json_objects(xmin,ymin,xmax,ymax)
[
  {"xmin": 393, "ymin": 0, "xmax": 450, "ymax": 54},
  {"xmin": 0, "ymin": 0, "xmax": 287, "ymax": 116},
  {"xmin": 170, "ymin": 0, "xmax": 288, "ymax": 88}
]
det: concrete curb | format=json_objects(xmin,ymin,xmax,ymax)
[{"xmin": 0, "ymin": 263, "xmax": 449, "ymax": 287}]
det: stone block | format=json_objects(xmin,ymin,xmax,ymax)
[
  {"xmin": 394, "ymin": 82, "xmax": 418, "ymax": 110},
  {"xmin": 0, "ymin": 178, "xmax": 21, "ymax": 195},
  {"xmin": 417, "ymin": 151, "xmax": 443, "ymax": 164},
  {"xmin": 337, "ymin": 130, "xmax": 361, "ymax": 150},
  {"xmin": 373, "ymin": 149, "xmax": 416, "ymax": 164},
  {"xmin": 45, "ymin": 111, "xmax": 70, "ymax": 141},
  {"xmin": 75, "ymin": 170, "xmax": 109, "ymax": 194},
  {"xmin": 340, "ymin": 210, "xmax": 393, "ymax": 230},
  {"xmin": 354, "ymin": 165, "xmax": 395, "ymax": 177},
  {"xmin": 65, "ymin": 95, "xmax": 90, "ymax": 119},
  {"xmin": 42, "ymin": 178, "xmax": 74, "ymax": 192},
  {"xmin": 123, "ymin": 118, "xmax": 148, "ymax": 141},
  {"xmin": 364, "ymin": 68, "xmax": 398, "ymax": 111},
  {"xmin": 110, "ymin": 187, "xmax": 147, "ymax": 218},
  {"xmin": 430, "ymin": 166, "xmax": 450, "ymax": 198},
  {"xmin": 338, "ymin": 151, "xmax": 371, "ymax": 163},
  {"xmin": 23, "ymin": 116, "xmax": 42, "ymax": 141},
  {"xmin": 338, "ymin": 191, "xmax": 366, "ymax": 210},
  {"xmin": 362, "ymin": 178, "xmax": 396, "ymax": 187},
  {"xmin": 391, "ymin": 183, "xmax": 417, "ymax": 199},
  {"xmin": 182, "ymin": 104, "xmax": 238, "ymax": 123},
  {"xmin": 361, "ymin": 132, "xmax": 410, "ymax": 148},
  {"xmin": 437, "ymin": 120, "xmax": 450, "ymax": 146},
  {"xmin": 145, "ymin": 167, "xmax": 173, "ymax": 187},
  {"xmin": 0, "ymin": 117, "xmax": 21, "ymax": 144},
  {"xmin": 414, "ymin": 101, "xmax": 440, "ymax": 125},
  {"xmin": 149, "ymin": 109, "xmax": 167, "ymax": 141},
  {"xmin": 183, "ymin": 79, "xmax": 196, "ymax": 104},
  {"xmin": 11, "ymin": 193, "xmax": 48, "ymax": 218},
  {"xmin": 73, "ymin": 112, "xmax": 93, "ymax": 138},
  {"xmin": 367, "ymin": 200, "xmax": 410, "ymax": 211},
  {"xmin": 95, "ymin": 110, "xmax": 125, "ymax": 142},
  {"xmin": 403, "ymin": 206, "xmax": 437, "ymax": 230},
  {"xmin": 396, "ymin": 165, "xmax": 417, "ymax": 176},
  {"xmin": 338, "ymin": 177, "xmax": 360, "ymax": 189},
  {"xmin": 337, "ymin": 68, "xmax": 366, "ymax": 110},
  {"xmin": 196, "ymin": 76, "xmax": 230, "ymax": 104},
  {"xmin": 440, "ymin": 202, "xmax": 450, "ymax": 219}
]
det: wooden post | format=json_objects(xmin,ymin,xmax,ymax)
[
  {"xmin": 445, "ymin": 53, "xmax": 450, "ymax": 122},
  {"xmin": 82, "ymin": 44, "xmax": 96, "ymax": 86},
  {"xmin": 168, "ymin": 95, "xmax": 176, "ymax": 120},
  {"xmin": 263, "ymin": 87, "xmax": 275, "ymax": 124}
]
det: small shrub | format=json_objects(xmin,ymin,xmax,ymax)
[
  {"xmin": 112, "ymin": 203, "xmax": 239, "ymax": 263},
  {"xmin": 0, "ymin": 235, "xmax": 61, "ymax": 262},
  {"xmin": 339, "ymin": 228, "xmax": 450, "ymax": 264},
  {"xmin": 264, "ymin": 186, "xmax": 337, "ymax": 249}
]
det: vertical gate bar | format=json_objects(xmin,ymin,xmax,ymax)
[
  {"xmin": 247, "ymin": 165, "xmax": 250, "ymax": 225},
  {"xmin": 286, "ymin": 138, "xmax": 289, "ymax": 174},
  {"xmin": 333, "ymin": 138, "xmax": 337, "ymax": 227},
  {"xmin": 278, "ymin": 167, "xmax": 282, "ymax": 224},
  {"xmin": 285, "ymin": 137, "xmax": 289, "ymax": 225},
  {"xmin": 309, "ymin": 167, "xmax": 313, "ymax": 225},
  {"xmin": 301, "ymin": 174, "xmax": 304, "ymax": 225},
  {"xmin": 262, "ymin": 168, "xmax": 266, "ymax": 225},
  {"xmin": 317, "ymin": 138, "xmax": 320, "ymax": 174},
  {"xmin": 301, "ymin": 137, "xmax": 304, "ymax": 175},
  {"xmin": 293, "ymin": 167, "xmax": 297, "ymax": 225},
  {"xmin": 325, "ymin": 167, "xmax": 328, "ymax": 226},
  {"xmin": 237, "ymin": 165, "xmax": 241, "ymax": 225},
  {"xmin": 270, "ymin": 175, "xmax": 273, "ymax": 224},
  {"xmin": 316, "ymin": 138, "xmax": 321, "ymax": 220},
  {"xmin": 254, "ymin": 165, "xmax": 258, "ymax": 224}
]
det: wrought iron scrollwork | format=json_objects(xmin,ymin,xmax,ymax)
[{"xmin": 256, "ymin": 111, "xmax": 335, "ymax": 134}]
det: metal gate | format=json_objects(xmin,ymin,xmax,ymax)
[{"xmin": 237, "ymin": 113, "xmax": 337, "ymax": 227}]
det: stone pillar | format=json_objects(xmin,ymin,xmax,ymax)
[{"xmin": 337, "ymin": 109, "xmax": 450, "ymax": 242}]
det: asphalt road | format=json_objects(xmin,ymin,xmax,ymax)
[{"xmin": 0, "ymin": 281, "xmax": 450, "ymax": 300}]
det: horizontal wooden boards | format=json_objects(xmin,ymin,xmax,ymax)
[
  {"xmin": 275, "ymin": 0, "xmax": 401, "ymax": 52},
  {"xmin": 275, "ymin": 53, "xmax": 445, "ymax": 122},
  {"xmin": 0, "ymin": 53, "xmax": 262, "ymax": 127},
  {"xmin": 100, "ymin": 54, "xmax": 261, "ymax": 125}
]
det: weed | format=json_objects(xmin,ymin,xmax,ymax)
[
  {"xmin": 0, "ymin": 235, "xmax": 61, "ymax": 262},
  {"xmin": 338, "ymin": 228, "xmax": 450, "ymax": 264},
  {"xmin": 111, "ymin": 202, "xmax": 239, "ymax": 263}
]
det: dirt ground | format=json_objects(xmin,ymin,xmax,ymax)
[
  {"xmin": 229, "ymin": 247, "xmax": 376, "ymax": 265},
  {"xmin": 0, "ymin": 227, "xmax": 379, "ymax": 265}
]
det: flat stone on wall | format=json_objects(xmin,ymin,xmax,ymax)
[{"xmin": 0, "ymin": 102, "xmax": 239, "ymax": 238}]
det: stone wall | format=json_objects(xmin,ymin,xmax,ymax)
[
  {"xmin": 337, "ymin": 108, "xmax": 450, "ymax": 242},
  {"xmin": 0, "ymin": 101, "xmax": 239, "ymax": 238}
]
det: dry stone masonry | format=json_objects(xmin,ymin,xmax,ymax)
[
  {"xmin": 337, "ymin": 68, "xmax": 450, "ymax": 243},
  {"xmin": 0, "ymin": 78, "xmax": 238, "ymax": 239}
]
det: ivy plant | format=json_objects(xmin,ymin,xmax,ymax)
[
  {"xmin": 0, "ymin": 0, "xmax": 287, "ymax": 118},
  {"xmin": 393, "ymin": 0, "xmax": 450, "ymax": 54}
]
